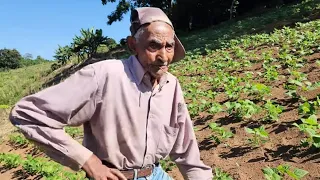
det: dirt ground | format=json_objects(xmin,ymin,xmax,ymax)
[{"xmin": 167, "ymin": 52, "xmax": 320, "ymax": 180}]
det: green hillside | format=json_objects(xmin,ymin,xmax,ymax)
[
  {"xmin": 0, "ymin": 0, "xmax": 320, "ymax": 179},
  {"xmin": 0, "ymin": 62, "xmax": 53, "ymax": 106}
]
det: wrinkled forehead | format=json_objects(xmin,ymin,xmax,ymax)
[{"xmin": 145, "ymin": 21, "xmax": 175, "ymax": 40}]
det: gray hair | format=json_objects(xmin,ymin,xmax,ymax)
[{"xmin": 133, "ymin": 27, "xmax": 146, "ymax": 43}]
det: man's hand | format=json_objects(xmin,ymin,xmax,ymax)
[{"xmin": 82, "ymin": 154, "xmax": 127, "ymax": 180}]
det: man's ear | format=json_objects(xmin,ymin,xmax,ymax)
[{"xmin": 127, "ymin": 36, "xmax": 137, "ymax": 55}]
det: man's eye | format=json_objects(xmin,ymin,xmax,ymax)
[
  {"xmin": 149, "ymin": 43, "xmax": 158, "ymax": 49},
  {"xmin": 166, "ymin": 45, "xmax": 174, "ymax": 51}
]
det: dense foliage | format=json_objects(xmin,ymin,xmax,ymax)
[
  {"xmin": 100, "ymin": 0, "xmax": 308, "ymax": 30},
  {"xmin": 53, "ymin": 28, "xmax": 118, "ymax": 68},
  {"xmin": 0, "ymin": 48, "xmax": 49, "ymax": 71},
  {"xmin": 0, "ymin": 49, "xmax": 22, "ymax": 70}
]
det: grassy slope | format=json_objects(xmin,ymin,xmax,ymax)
[
  {"xmin": 0, "ymin": 0, "xmax": 319, "ymax": 179},
  {"xmin": 0, "ymin": 62, "xmax": 53, "ymax": 106}
]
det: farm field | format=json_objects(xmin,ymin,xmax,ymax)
[{"xmin": 0, "ymin": 0, "xmax": 320, "ymax": 179}]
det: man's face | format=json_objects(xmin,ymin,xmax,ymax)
[{"xmin": 133, "ymin": 21, "xmax": 175, "ymax": 79}]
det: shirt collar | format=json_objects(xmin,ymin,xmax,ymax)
[{"xmin": 129, "ymin": 55, "xmax": 146, "ymax": 85}]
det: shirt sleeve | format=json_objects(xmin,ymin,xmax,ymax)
[
  {"xmin": 8, "ymin": 64, "xmax": 100, "ymax": 170},
  {"xmin": 169, "ymin": 79, "xmax": 213, "ymax": 180}
]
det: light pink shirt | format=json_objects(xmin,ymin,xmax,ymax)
[{"xmin": 9, "ymin": 55, "xmax": 213, "ymax": 179}]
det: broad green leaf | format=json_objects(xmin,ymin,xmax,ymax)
[
  {"xmin": 258, "ymin": 130, "xmax": 269, "ymax": 138},
  {"xmin": 293, "ymin": 168, "xmax": 309, "ymax": 179},
  {"xmin": 262, "ymin": 167, "xmax": 282, "ymax": 180},
  {"xmin": 286, "ymin": 169, "xmax": 299, "ymax": 179},
  {"xmin": 305, "ymin": 128, "xmax": 316, "ymax": 136},
  {"xmin": 245, "ymin": 127, "xmax": 255, "ymax": 134},
  {"xmin": 303, "ymin": 115, "xmax": 318, "ymax": 125},
  {"xmin": 209, "ymin": 123, "xmax": 218, "ymax": 130}
]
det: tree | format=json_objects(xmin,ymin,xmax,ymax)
[
  {"xmin": 23, "ymin": 53, "xmax": 33, "ymax": 60},
  {"xmin": 99, "ymin": 0, "xmax": 303, "ymax": 31},
  {"xmin": 0, "ymin": 48, "xmax": 22, "ymax": 70},
  {"xmin": 100, "ymin": 0, "xmax": 172, "ymax": 25},
  {"xmin": 119, "ymin": 38, "xmax": 127, "ymax": 46},
  {"xmin": 53, "ymin": 45, "xmax": 73, "ymax": 65},
  {"xmin": 35, "ymin": 55, "xmax": 46, "ymax": 62},
  {"xmin": 71, "ymin": 28, "xmax": 115, "ymax": 60}
]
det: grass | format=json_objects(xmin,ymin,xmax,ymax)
[
  {"xmin": 0, "ymin": 0, "xmax": 320, "ymax": 179},
  {"xmin": 0, "ymin": 62, "xmax": 53, "ymax": 106}
]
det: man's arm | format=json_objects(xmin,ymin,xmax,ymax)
[
  {"xmin": 169, "ymin": 80, "xmax": 213, "ymax": 180},
  {"xmin": 9, "ymin": 65, "xmax": 99, "ymax": 170}
]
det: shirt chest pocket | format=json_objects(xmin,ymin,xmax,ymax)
[{"xmin": 155, "ymin": 124, "xmax": 179, "ymax": 155}]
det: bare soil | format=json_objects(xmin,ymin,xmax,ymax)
[{"xmin": 166, "ymin": 45, "xmax": 320, "ymax": 180}]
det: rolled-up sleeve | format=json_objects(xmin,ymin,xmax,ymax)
[
  {"xmin": 169, "ymin": 80, "xmax": 213, "ymax": 180},
  {"xmin": 9, "ymin": 64, "xmax": 99, "ymax": 170}
]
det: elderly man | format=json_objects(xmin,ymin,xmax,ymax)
[{"xmin": 9, "ymin": 7, "xmax": 213, "ymax": 180}]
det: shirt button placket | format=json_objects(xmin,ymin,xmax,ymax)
[{"xmin": 143, "ymin": 92, "xmax": 153, "ymax": 167}]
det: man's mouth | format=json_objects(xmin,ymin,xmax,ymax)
[{"xmin": 150, "ymin": 64, "xmax": 168, "ymax": 71}]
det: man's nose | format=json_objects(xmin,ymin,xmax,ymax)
[{"xmin": 157, "ymin": 48, "xmax": 168, "ymax": 63}]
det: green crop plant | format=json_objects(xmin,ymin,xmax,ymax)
[
  {"xmin": 298, "ymin": 101, "xmax": 316, "ymax": 117},
  {"xmin": 264, "ymin": 100, "xmax": 284, "ymax": 122},
  {"xmin": 160, "ymin": 157, "xmax": 176, "ymax": 172},
  {"xmin": 65, "ymin": 126, "xmax": 83, "ymax": 138},
  {"xmin": 23, "ymin": 155, "xmax": 43, "ymax": 175},
  {"xmin": 293, "ymin": 115, "xmax": 320, "ymax": 148},
  {"xmin": 234, "ymin": 47, "xmax": 247, "ymax": 60},
  {"xmin": 313, "ymin": 95, "xmax": 320, "ymax": 108},
  {"xmin": 8, "ymin": 133, "xmax": 29, "ymax": 147},
  {"xmin": 208, "ymin": 102, "xmax": 224, "ymax": 114},
  {"xmin": 0, "ymin": 153, "xmax": 23, "ymax": 169},
  {"xmin": 213, "ymin": 168, "xmax": 233, "ymax": 180},
  {"xmin": 245, "ymin": 126, "xmax": 269, "ymax": 147},
  {"xmin": 206, "ymin": 89, "xmax": 218, "ymax": 100},
  {"xmin": 225, "ymin": 85, "xmax": 242, "ymax": 101},
  {"xmin": 0, "ymin": 153, "xmax": 88, "ymax": 179},
  {"xmin": 285, "ymin": 69, "xmax": 312, "ymax": 93},
  {"xmin": 209, "ymin": 122, "xmax": 234, "ymax": 144},
  {"xmin": 224, "ymin": 101, "xmax": 242, "ymax": 118},
  {"xmin": 249, "ymin": 83, "xmax": 272, "ymax": 101},
  {"xmin": 262, "ymin": 51, "xmax": 276, "ymax": 65},
  {"xmin": 263, "ymin": 65, "xmax": 280, "ymax": 82},
  {"xmin": 223, "ymin": 76, "xmax": 244, "ymax": 101},
  {"xmin": 225, "ymin": 100, "xmax": 261, "ymax": 119},
  {"xmin": 262, "ymin": 164, "xmax": 308, "ymax": 180}
]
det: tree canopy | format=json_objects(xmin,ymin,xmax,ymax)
[
  {"xmin": 0, "ymin": 48, "xmax": 22, "ymax": 70},
  {"xmin": 53, "ymin": 27, "xmax": 118, "ymax": 67},
  {"xmin": 100, "ymin": 0, "xmax": 302, "ymax": 30}
]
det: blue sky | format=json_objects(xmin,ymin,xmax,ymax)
[{"xmin": 0, "ymin": 0, "xmax": 131, "ymax": 60}]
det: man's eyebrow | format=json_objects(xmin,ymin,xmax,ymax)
[
  {"xmin": 148, "ymin": 38, "xmax": 175, "ymax": 46},
  {"xmin": 149, "ymin": 38, "xmax": 162, "ymax": 44},
  {"xmin": 167, "ymin": 40, "xmax": 175, "ymax": 46}
]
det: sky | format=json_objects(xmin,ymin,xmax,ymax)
[{"xmin": 0, "ymin": 0, "xmax": 131, "ymax": 60}]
